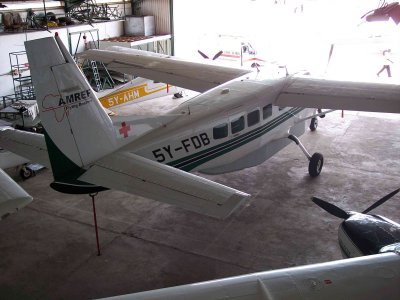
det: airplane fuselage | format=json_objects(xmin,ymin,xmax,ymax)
[
  {"xmin": 98, "ymin": 78, "xmax": 180, "ymax": 109},
  {"xmin": 126, "ymin": 77, "xmax": 315, "ymax": 174}
]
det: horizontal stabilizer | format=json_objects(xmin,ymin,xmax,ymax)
[
  {"xmin": 276, "ymin": 76, "xmax": 400, "ymax": 113},
  {"xmin": 0, "ymin": 127, "xmax": 49, "ymax": 168},
  {"xmin": 79, "ymin": 48, "xmax": 251, "ymax": 93},
  {"xmin": 0, "ymin": 169, "xmax": 32, "ymax": 219},
  {"xmin": 79, "ymin": 152, "xmax": 249, "ymax": 219}
]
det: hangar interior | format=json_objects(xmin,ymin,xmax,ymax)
[{"xmin": 0, "ymin": 0, "xmax": 400, "ymax": 299}]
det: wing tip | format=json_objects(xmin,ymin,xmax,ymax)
[{"xmin": 211, "ymin": 192, "xmax": 250, "ymax": 219}]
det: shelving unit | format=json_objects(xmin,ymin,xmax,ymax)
[
  {"xmin": 0, "ymin": 52, "xmax": 38, "ymax": 128},
  {"xmin": 99, "ymin": 34, "xmax": 172, "ymax": 55}
]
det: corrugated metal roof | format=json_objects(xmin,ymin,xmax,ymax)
[{"xmin": 140, "ymin": 0, "xmax": 171, "ymax": 35}]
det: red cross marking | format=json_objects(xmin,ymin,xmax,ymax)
[{"xmin": 119, "ymin": 121, "xmax": 131, "ymax": 138}]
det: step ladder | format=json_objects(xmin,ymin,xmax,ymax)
[
  {"xmin": 89, "ymin": 60, "xmax": 102, "ymax": 92},
  {"xmin": 68, "ymin": 29, "xmax": 115, "ymax": 92}
]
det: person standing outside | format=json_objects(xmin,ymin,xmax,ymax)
[{"xmin": 377, "ymin": 49, "xmax": 394, "ymax": 77}]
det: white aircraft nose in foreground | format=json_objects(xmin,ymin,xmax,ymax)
[{"xmin": 1, "ymin": 35, "xmax": 400, "ymax": 219}]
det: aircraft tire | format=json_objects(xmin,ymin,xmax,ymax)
[
  {"xmin": 309, "ymin": 152, "xmax": 324, "ymax": 177},
  {"xmin": 310, "ymin": 117, "xmax": 318, "ymax": 131},
  {"xmin": 20, "ymin": 167, "xmax": 33, "ymax": 180}
]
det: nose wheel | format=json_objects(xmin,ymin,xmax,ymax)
[
  {"xmin": 288, "ymin": 134, "xmax": 324, "ymax": 177},
  {"xmin": 310, "ymin": 117, "xmax": 318, "ymax": 131}
]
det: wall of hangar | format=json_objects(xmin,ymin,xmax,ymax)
[
  {"xmin": 0, "ymin": 0, "xmax": 174, "ymax": 98},
  {"xmin": 0, "ymin": 0, "xmax": 130, "ymax": 98}
]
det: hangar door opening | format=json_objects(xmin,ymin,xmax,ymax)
[{"xmin": 173, "ymin": 0, "xmax": 400, "ymax": 80}]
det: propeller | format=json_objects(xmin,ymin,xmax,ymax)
[
  {"xmin": 362, "ymin": 188, "xmax": 400, "ymax": 214},
  {"xmin": 312, "ymin": 188, "xmax": 400, "ymax": 219},
  {"xmin": 212, "ymin": 50, "xmax": 223, "ymax": 61},
  {"xmin": 197, "ymin": 50, "xmax": 223, "ymax": 60},
  {"xmin": 312, "ymin": 197, "xmax": 350, "ymax": 219},
  {"xmin": 197, "ymin": 50, "xmax": 209, "ymax": 59}
]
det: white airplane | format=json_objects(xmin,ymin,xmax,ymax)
[
  {"xmin": 197, "ymin": 34, "xmax": 266, "ymax": 68},
  {"xmin": 313, "ymin": 188, "xmax": 400, "ymax": 258},
  {"xmin": 0, "ymin": 119, "xmax": 33, "ymax": 218},
  {"xmin": 0, "ymin": 144, "xmax": 46, "ymax": 218},
  {"xmin": 97, "ymin": 77, "xmax": 181, "ymax": 111},
  {"xmin": 1, "ymin": 35, "xmax": 400, "ymax": 219},
  {"xmin": 98, "ymin": 190, "xmax": 400, "ymax": 299},
  {"xmin": 94, "ymin": 47, "xmax": 185, "ymax": 110},
  {"xmin": 96, "ymin": 251, "xmax": 400, "ymax": 300},
  {"xmin": 0, "ymin": 167, "xmax": 32, "ymax": 219}
]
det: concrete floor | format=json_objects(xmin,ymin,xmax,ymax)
[{"xmin": 1, "ymin": 111, "xmax": 400, "ymax": 300}]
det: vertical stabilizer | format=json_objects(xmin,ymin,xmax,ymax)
[{"xmin": 25, "ymin": 36, "xmax": 117, "ymax": 190}]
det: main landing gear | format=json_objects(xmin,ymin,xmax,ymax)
[
  {"xmin": 288, "ymin": 134, "xmax": 324, "ymax": 177},
  {"xmin": 19, "ymin": 165, "xmax": 34, "ymax": 180},
  {"xmin": 310, "ymin": 109, "xmax": 328, "ymax": 131}
]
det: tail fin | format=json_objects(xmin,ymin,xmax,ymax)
[{"xmin": 25, "ymin": 36, "xmax": 117, "ymax": 192}]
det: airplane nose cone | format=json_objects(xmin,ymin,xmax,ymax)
[{"xmin": 340, "ymin": 214, "xmax": 400, "ymax": 256}]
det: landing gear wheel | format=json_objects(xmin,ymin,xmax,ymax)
[
  {"xmin": 308, "ymin": 152, "xmax": 324, "ymax": 177},
  {"xmin": 318, "ymin": 109, "xmax": 325, "ymax": 118},
  {"xmin": 20, "ymin": 166, "xmax": 33, "ymax": 180},
  {"xmin": 310, "ymin": 117, "xmax": 318, "ymax": 131}
]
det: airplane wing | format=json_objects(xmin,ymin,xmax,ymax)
[
  {"xmin": 97, "ymin": 253, "xmax": 400, "ymax": 300},
  {"xmin": 0, "ymin": 148, "xmax": 29, "ymax": 169},
  {"xmin": 81, "ymin": 47, "xmax": 400, "ymax": 113},
  {"xmin": 0, "ymin": 168, "xmax": 32, "ymax": 219},
  {"xmin": 78, "ymin": 152, "xmax": 249, "ymax": 219},
  {"xmin": 0, "ymin": 127, "xmax": 248, "ymax": 219},
  {"xmin": 79, "ymin": 48, "xmax": 251, "ymax": 93},
  {"xmin": 275, "ymin": 76, "xmax": 400, "ymax": 113},
  {"xmin": 0, "ymin": 127, "xmax": 50, "ymax": 168}
]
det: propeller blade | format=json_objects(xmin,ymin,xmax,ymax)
[
  {"xmin": 362, "ymin": 188, "xmax": 400, "ymax": 214},
  {"xmin": 212, "ymin": 50, "xmax": 223, "ymax": 60},
  {"xmin": 324, "ymin": 43, "xmax": 335, "ymax": 74},
  {"xmin": 198, "ymin": 50, "xmax": 209, "ymax": 59},
  {"xmin": 312, "ymin": 197, "xmax": 350, "ymax": 219}
]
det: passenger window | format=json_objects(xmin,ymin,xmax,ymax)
[
  {"xmin": 263, "ymin": 104, "xmax": 272, "ymax": 119},
  {"xmin": 231, "ymin": 116, "xmax": 245, "ymax": 134},
  {"xmin": 247, "ymin": 110, "xmax": 260, "ymax": 127},
  {"xmin": 213, "ymin": 123, "xmax": 228, "ymax": 139}
]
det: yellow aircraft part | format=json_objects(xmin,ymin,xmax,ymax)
[{"xmin": 99, "ymin": 83, "xmax": 168, "ymax": 108}]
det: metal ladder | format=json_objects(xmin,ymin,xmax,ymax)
[
  {"xmin": 68, "ymin": 29, "xmax": 114, "ymax": 92},
  {"xmin": 89, "ymin": 60, "xmax": 102, "ymax": 92}
]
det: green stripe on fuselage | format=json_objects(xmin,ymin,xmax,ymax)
[{"xmin": 167, "ymin": 107, "xmax": 304, "ymax": 171}]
